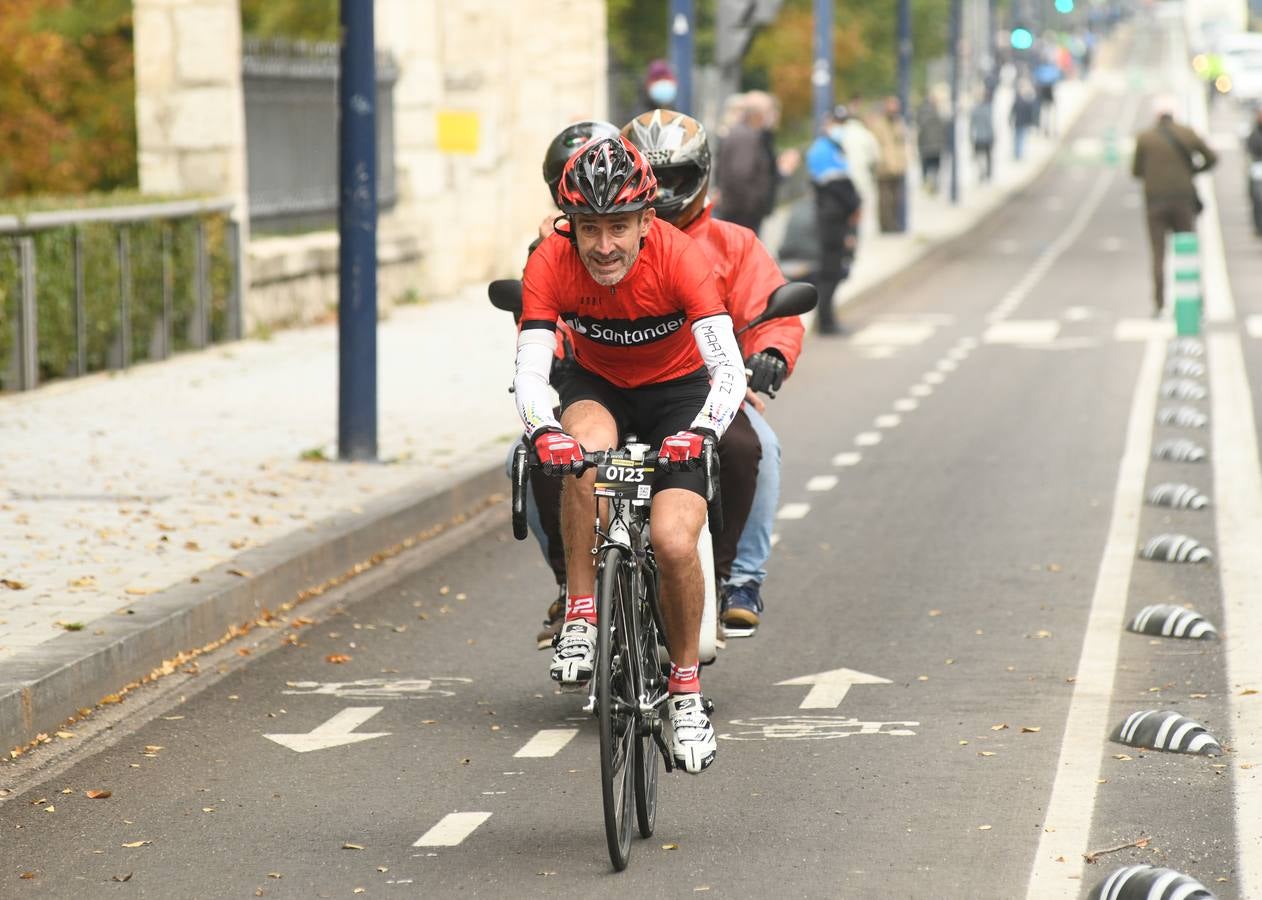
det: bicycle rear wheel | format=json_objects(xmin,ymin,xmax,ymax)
[
  {"xmin": 597, "ymin": 547, "xmax": 636, "ymax": 870},
  {"xmin": 633, "ymin": 567, "xmax": 661, "ymax": 838}
]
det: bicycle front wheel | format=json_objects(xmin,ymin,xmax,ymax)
[
  {"xmin": 633, "ymin": 565, "xmax": 661, "ymax": 838},
  {"xmin": 597, "ymin": 546, "xmax": 636, "ymax": 871}
]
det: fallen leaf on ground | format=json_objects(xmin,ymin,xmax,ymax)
[
  {"xmin": 978, "ymin": 751, "xmax": 997, "ymax": 757},
  {"xmin": 662, "ymin": 843, "xmax": 678, "ymax": 850},
  {"xmin": 68, "ymin": 576, "xmax": 96, "ymax": 588},
  {"xmin": 1112, "ymin": 754, "xmax": 1133, "ymax": 761},
  {"xmin": 1190, "ymin": 693, "xmax": 1208, "ymax": 699},
  {"xmin": 55, "ymin": 731, "xmax": 75, "ymax": 739},
  {"xmin": 43, "ymin": 805, "xmax": 54, "ymax": 813},
  {"xmin": 991, "ymin": 723, "xmax": 1009, "ymax": 731},
  {"xmin": 121, "ymin": 840, "xmax": 151, "ymax": 848},
  {"xmin": 125, "ymin": 586, "xmax": 156, "ymax": 596},
  {"xmin": 326, "ymin": 654, "xmax": 352, "ymax": 664},
  {"xmin": 1021, "ymin": 726, "xmax": 1042, "ymax": 733},
  {"xmin": 227, "ymin": 568, "xmax": 252, "ymax": 578},
  {"xmin": 928, "ymin": 609, "xmax": 943, "ymax": 617},
  {"xmin": 978, "ymin": 825, "xmax": 992, "ymax": 831},
  {"xmin": 20, "ymin": 872, "xmax": 35, "ymax": 879},
  {"xmin": 86, "ymin": 790, "xmax": 111, "ymax": 800},
  {"xmin": 439, "ymin": 585, "xmax": 450, "ymax": 595},
  {"xmin": 112, "ymin": 873, "xmax": 132, "ymax": 883},
  {"xmin": 267, "ymin": 873, "xmax": 282, "ymax": 879},
  {"xmin": 1242, "ymin": 689, "xmax": 1259, "ymax": 696},
  {"xmin": 1, "ymin": 579, "xmax": 29, "ymax": 590},
  {"xmin": 342, "ymin": 843, "xmax": 365, "ymax": 850}
]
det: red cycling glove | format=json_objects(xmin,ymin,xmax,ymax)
[
  {"xmin": 533, "ymin": 430, "xmax": 585, "ymax": 475},
  {"xmin": 657, "ymin": 429, "xmax": 713, "ymax": 473}
]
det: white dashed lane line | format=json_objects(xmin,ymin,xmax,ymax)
[
  {"xmin": 936, "ymin": 359, "xmax": 959, "ymax": 372},
  {"xmin": 806, "ymin": 475, "xmax": 839, "ymax": 492},
  {"xmin": 893, "ymin": 398, "xmax": 918, "ymax": 412},
  {"xmin": 854, "ymin": 432, "xmax": 882, "ymax": 447},
  {"xmin": 923, "ymin": 371, "xmax": 946, "ymax": 385},
  {"xmin": 413, "ymin": 812, "xmax": 493, "ymax": 847},
  {"xmin": 874, "ymin": 414, "xmax": 901, "ymax": 429},
  {"xmin": 909, "ymin": 384, "xmax": 933, "ymax": 397},
  {"xmin": 513, "ymin": 728, "xmax": 579, "ymax": 758},
  {"xmin": 777, "ymin": 503, "xmax": 811, "ymax": 520},
  {"xmin": 832, "ymin": 452, "xmax": 862, "ymax": 467}
]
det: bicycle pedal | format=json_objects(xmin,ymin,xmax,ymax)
[{"xmin": 701, "ymin": 695, "xmax": 715, "ymax": 715}]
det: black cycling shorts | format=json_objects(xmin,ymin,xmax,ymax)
[{"xmin": 558, "ymin": 364, "xmax": 710, "ymax": 497}]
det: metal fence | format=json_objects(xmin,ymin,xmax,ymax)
[
  {"xmin": 0, "ymin": 199, "xmax": 242, "ymax": 392},
  {"xmin": 243, "ymin": 37, "xmax": 398, "ymax": 233}
]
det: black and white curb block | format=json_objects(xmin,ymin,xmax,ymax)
[
  {"xmin": 1089, "ymin": 865, "xmax": 1215, "ymax": 900},
  {"xmin": 1164, "ymin": 358, "xmax": 1206, "ymax": 378},
  {"xmin": 1170, "ymin": 337, "xmax": 1205, "ymax": 357},
  {"xmin": 1146, "ymin": 483, "xmax": 1209, "ymax": 509},
  {"xmin": 1156, "ymin": 406, "xmax": 1208, "ymax": 429},
  {"xmin": 1110, "ymin": 710, "xmax": 1223, "ymax": 756},
  {"xmin": 1139, "ymin": 534, "xmax": 1213, "ymax": 563},
  {"xmin": 1160, "ymin": 379, "xmax": 1207, "ymax": 401},
  {"xmin": 1152, "ymin": 439, "xmax": 1207, "ymax": 463},
  {"xmin": 1127, "ymin": 604, "xmax": 1218, "ymax": 639}
]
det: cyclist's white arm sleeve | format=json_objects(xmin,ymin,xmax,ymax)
[
  {"xmin": 514, "ymin": 327, "xmax": 562, "ymax": 438},
  {"xmin": 690, "ymin": 313, "xmax": 747, "ymax": 439}
]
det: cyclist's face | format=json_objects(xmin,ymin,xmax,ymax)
[{"xmin": 573, "ymin": 209, "xmax": 654, "ymax": 286}]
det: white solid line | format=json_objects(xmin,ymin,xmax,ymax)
[
  {"xmin": 806, "ymin": 475, "xmax": 838, "ymax": 492},
  {"xmin": 832, "ymin": 451, "xmax": 862, "ymax": 467},
  {"xmin": 1024, "ymin": 338, "xmax": 1164, "ymax": 899},
  {"xmin": 874, "ymin": 414, "xmax": 901, "ymax": 429},
  {"xmin": 1211, "ymin": 336, "xmax": 1262, "ymax": 892},
  {"xmin": 777, "ymin": 503, "xmax": 810, "ymax": 520},
  {"xmin": 513, "ymin": 728, "xmax": 579, "ymax": 758},
  {"xmin": 854, "ymin": 432, "xmax": 882, "ymax": 447},
  {"xmin": 413, "ymin": 811, "xmax": 493, "ymax": 847}
]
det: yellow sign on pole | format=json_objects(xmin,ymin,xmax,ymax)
[{"xmin": 436, "ymin": 110, "xmax": 480, "ymax": 154}]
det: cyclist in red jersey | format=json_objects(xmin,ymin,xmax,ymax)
[{"xmin": 514, "ymin": 136, "xmax": 747, "ymax": 773}]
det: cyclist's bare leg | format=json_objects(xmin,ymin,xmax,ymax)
[
  {"xmin": 559, "ymin": 400, "xmax": 617, "ymax": 598},
  {"xmin": 649, "ymin": 488, "xmax": 707, "ymax": 671}
]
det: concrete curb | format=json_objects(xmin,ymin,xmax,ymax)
[{"xmin": 1, "ymin": 462, "xmax": 506, "ymax": 753}]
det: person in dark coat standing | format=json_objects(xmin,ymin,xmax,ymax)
[
  {"xmin": 806, "ymin": 107, "xmax": 862, "ymax": 336},
  {"xmin": 716, "ymin": 94, "xmax": 778, "ymax": 235},
  {"xmin": 1131, "ymin": 96, "xmax": 1217, "ymax": 315},
  {"xmin": 916, "ymin": 95, "xmax": 949, "ymax": 194},
  {"xmin": 970, "ymin": 93, "xmax": 995, "ymax": 182},
  {"xmin": 1010, "ymin": 80, "xmax": 1040, "ymax": 161}
]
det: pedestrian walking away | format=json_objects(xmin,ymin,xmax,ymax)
[
  {"xmin": 970, "ymin": 92, "xmax": 995, "ymax": 183},
  {"xmin": 1131, "ymin": 95, "xmax": 1217, "ymax": 316},
  {"xmin": 869, "ymin": 95, "xmax": 909, "ymax": 232},
  {"xmin": 1010, "ymin": 80, "xmax": 1040, "ymax": 162},
  {"xmin": 715, "ymin": 92, "xmax": 778, "ymax": 236},
  {"xmin": 916, "ymin": 93, "xmax": 949, "ymax": 195}
]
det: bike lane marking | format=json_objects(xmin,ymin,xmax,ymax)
[
  {"xmin": 1024, "ymin": 334, "xmax": 1164, "ymax": 898},
  {"xmin": 413, "ymin": 812, "xmax": 493, "ymax": 847},
  {"xmin": 776, "ymin": 503, "xmax": 810, "ymax": 520},
  {"xmin": 805, "ymin": 475, "xmax": 838, "ymax": 492},
  {"xmin": 513, "ymin": 728, "xmax": 579, "ymax": 758}
]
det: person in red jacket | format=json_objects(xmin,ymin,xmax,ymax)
[
  {"xmin": 515, "ymin": 136, "xmax": 746, "ymax": 773},
  {"xmin": 624, "ymin": 109, "xmax": 803, "ymax": 633}
]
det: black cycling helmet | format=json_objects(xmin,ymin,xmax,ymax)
[
  {"xmin": 555, "ymin": 136, "xmax": 658, "ymax": 216},
  {"xmin": 621, "ymin": 109, "xmax": 711, "ymax": 229},
  {"xmin": 542, "ymin": 120, "xmax": 621, "ymax": 205}
]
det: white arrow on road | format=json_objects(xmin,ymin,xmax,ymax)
[
  {"xmin": 264, "ymin": 707, "xmax": 390, "ymax": 752},
  {"xmin": 777, "ymin": 668, "xmax": 892, "ymax": 709}
]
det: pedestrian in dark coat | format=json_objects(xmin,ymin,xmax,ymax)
[{"xmin": 716, "ymin": 95, "xmax": 778, "ymax": 236}]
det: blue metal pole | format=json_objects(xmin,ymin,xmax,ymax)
[
  {"xmin": 897, "ymin": 0, "xmax": 912, "ymax": 231},
  {"xmin": 337, "ymin": 0, "xmax": 378, "ymax": 462},
  {"xmin": 812, "ymin": 0, "xmax": 833, "ymax": 130},
  {"xmin": 670, "ymin": 0, "xmax": 694, "ymax": 115}
]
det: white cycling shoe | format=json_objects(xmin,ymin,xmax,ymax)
[
  {"xmin": 549, "ymin": 620, "xmax": 597, "ymax": 684},
  {"xmin": 668, "ymin": 693, "xmax": 716, "ymax": 774}
]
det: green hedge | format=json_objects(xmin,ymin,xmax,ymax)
[{"xmin": 0, "ymin": 214, "xmax": 234, "ymax": 391}]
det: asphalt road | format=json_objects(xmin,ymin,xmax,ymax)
[{"xmin": 5, "ymin": 14, "xmax": 1262, "ymax": 900}]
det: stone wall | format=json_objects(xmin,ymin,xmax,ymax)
[{"xmin": 135, "ymin": 0, "xmax": 607, "ymax": 329}]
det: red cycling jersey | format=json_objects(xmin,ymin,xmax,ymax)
[{"xmin": 520, "ymin": 218, "xmax": 726, "ymax": 389}]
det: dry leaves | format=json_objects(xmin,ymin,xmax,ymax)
[
  {"xmin": 661, "ymin": 843, "xmax": 679, "ymax": 850},
  {"xmin": 978, "ymin": 825, "xmax": 993, "ymax": 831},
  {"xmin": 1021, "ymin": 726, "xmax": 1042, "ymax": 734},
  {"xmin": 1, "ymin": 578, "xmax": 29, "ymax": 590},
  {"xmin": 112, "ymin": 873, "xmax": 133, "ymax": 883},
  {"xmin": 991, "ymin": 723, "xmax": 1009, "ymax": 731},
  {"xmin": 86, "ymin": 790, "xmax": 111, "ymax": 800},
  {"xmin": 121, "ymin": 840, "xmax": 151, "ymax": 848},
  {"xmin": 1112, "ymin": 753, "xmax": 1133, "ymax": 761},
  {"xmin": 978, "ymin": 751, "xmax": 997, "ymax": 757},
  {"xmin": 342, "ymin": 843, "xmax": 365, "ymax": 851},
  {"xmin": 125, "ymin": 586, "xmax": 157, "ymax": 596},
  {"xmin": 325, "ymin": 654, "xmax": 352, "ymax": 665}
]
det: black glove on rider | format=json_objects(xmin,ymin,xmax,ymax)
[{"xmin": 745, "ymin": 349, "xmax": 788, "ymax": 397}]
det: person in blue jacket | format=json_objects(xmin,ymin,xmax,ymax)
[{"xmin": 806, "ymin": 106, "xmax": 862, "ymax": 335}]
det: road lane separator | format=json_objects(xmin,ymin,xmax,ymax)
[
  {"xmin": 1024, "ymin": 335, "xmax": 1164, "ymax": 899},
  {"xmin": 413, "ymin": 811, "xmax": 493, "ymax": 847},
  {"xmin": 513, "ymin": 728, "xmax": 579, "ymax": 758}
]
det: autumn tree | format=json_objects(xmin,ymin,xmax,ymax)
[{"xmin": 0, "ymin": 0, "xmax": 136, "ymax": 197}]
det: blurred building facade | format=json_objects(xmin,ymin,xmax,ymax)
[{"xmin": 134, "ymin": 0, "xmax": 607, "ymax": 331}]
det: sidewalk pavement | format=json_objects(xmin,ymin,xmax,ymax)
[{"xmin": 0, "ymin": 66, "xmax": 1104, "ymax": 756}]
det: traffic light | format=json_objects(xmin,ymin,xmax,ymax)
[
  {"xmin": 1010, "ymin": 26, "xmax": 1034, "ymax": 50},
  {"xmin": 1054, "ymin": 0, "xmax": 1074, "ymax": 12}
]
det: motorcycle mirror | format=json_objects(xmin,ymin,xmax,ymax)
[
  {"xmin": 488, "ymin": 279, "xmax": 523, "ymax": 315},
  {"xmin": 737, "ymin": 281, "xmax": 817, "ymax": 335}
]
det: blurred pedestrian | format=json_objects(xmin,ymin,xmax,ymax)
[
  {"xmin": 1010, "ymin": 81, "xmax": 1039, "ymax": 161},
  {"xmin": 1246, "ymin": 105, "xmax": 1262, "ymax": 236},
  {"xmin": 869, "ymin": 95, "xmax": 909, "ymax": 232},
  {"xmin": 643, "ymin": 58, "xmax": 678, "ymax": 110},
  {"xmin": 838, "ymin": 98, "xmax": 880, "ymax": 241},
  {"xmin": 970, "ymin": 92, "xmax": 995, "ymax": 182},
  {"xmin": 715, "ymin": 90, "xmax": 778, "ymax": 235},
  {"xmin": 1033, "ymin": 57, "xmax": 1061, "ymax": 136},
  {"xmin": 1131, "ymin": 95, "xmax": 1217, "ymax": 316},
  {"xmin": 806, "ymin": 108, "xmax": 862, "ymax": 336},
  {"xmin": 916, "ymin": 93, "xmax": 949, "ymax": 195}
]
